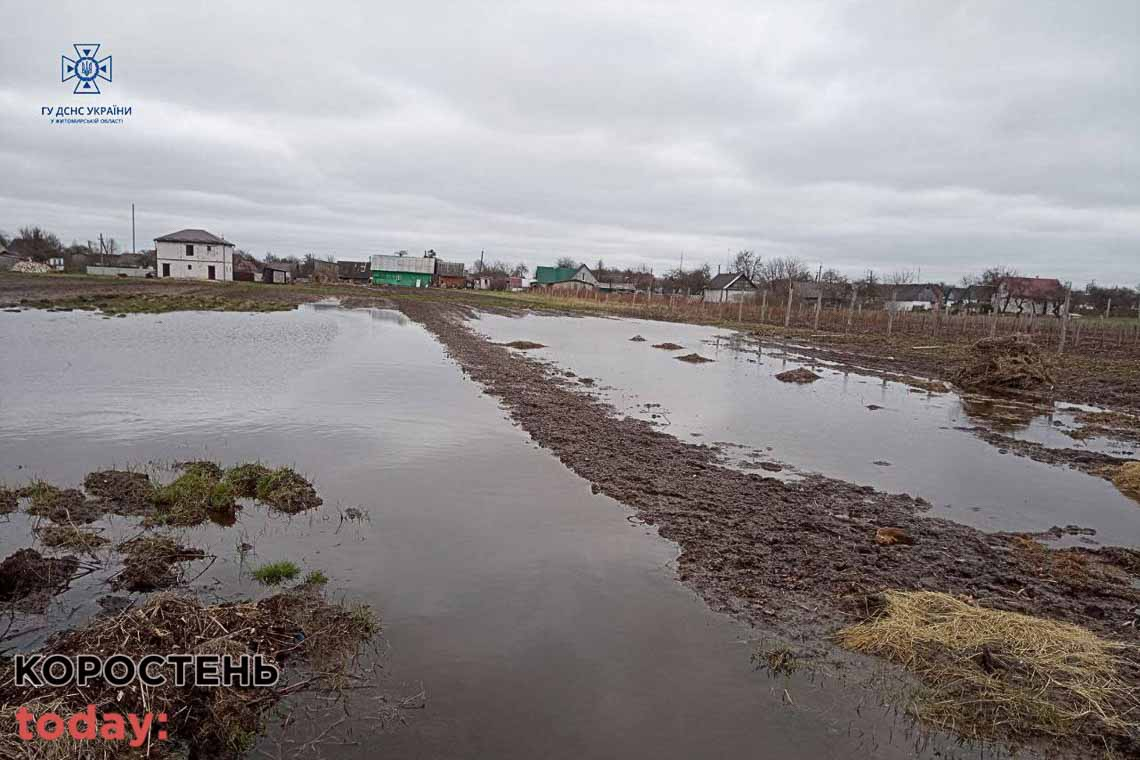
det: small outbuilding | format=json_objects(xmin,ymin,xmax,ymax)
[
  {"xmin": 883, "ymin": 284, "xmax": 943, "ymax": 312},
  {"xmin": 262, "ymin": 264, "xmax": 292, "ymax": 284},
  {"xmin": 370, "ymin": 253, "xmax": 434, "ymax": 288},
  {"xmin": 337, "ymin": 260, "xmax": 370, "ymax": 283},
  {"xmin": 702, "ymin": 272, "xmax": 758, "ymax": 303},
  {"xmin": 533, "ymin": 264, "xmax": 598, "ymax": 293}
]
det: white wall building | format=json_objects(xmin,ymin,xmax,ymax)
[{"xmin": 155, "ymin": 229, "xmax": 234, "ymax": 281}]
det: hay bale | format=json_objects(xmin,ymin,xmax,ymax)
[
  {"xmin": 954, "ymin": 334, "xmax": 1054, "ymax": 397},
  {"xmin": 837, "ymin": 590, "xmax": 1139, "ymax": 746},
  {"xmin": 1112, "ymin": 461, "xmax": 1140, "ymax": 502}
]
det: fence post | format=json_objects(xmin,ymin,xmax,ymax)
[
  {"xmin": 784, "ymin": 283, "xmax": 794, "ymax": 328},
  {"xmin": 813, "ymin": 289, "xmax": 823, "ymax": 330},
  {"xmin": 738, "ymin": 297, "xmax": 744, "ymax": 323},
  {"xmin": 761, "ymin": 290, "xmax": 768, "ymax": 323},
  {"xmin": 1058, "ymin": 287, "xmax": 1071, "ymax": 354},
  {"xmin": 1105, "ymin": 298, "xmax": 1112, "ymax": 319},
  {"xmin": 846, "ymin": 287, "xmax": 856, "ymax": 334},
  {"xmin": 887, "ymin": 288, "xmax": 897, "ymax": 337}
]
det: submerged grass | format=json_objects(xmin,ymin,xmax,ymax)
[
  {"xmin": 35, "ymin": 525, "xmax": 108, "ymax": 553},
  {"xmin": 252, "ymin": 560, "xmax": 300, "ymax": 586},
  {"xmin": 151, "ymin": 468, "xmax": 236, "ymax": 527},
  {"xmin": 836, "ymin": 590, "xmax": 1140, "ymax": 749}
]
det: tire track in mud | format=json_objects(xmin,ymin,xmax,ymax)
[{"xmin": 400, "ymin": 301, "xmax": 1140, "ymax": 648}]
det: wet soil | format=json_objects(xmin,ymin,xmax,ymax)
[
  {"xmin": 776, "ymin": 367, "xmax": 821, "ymax": 383},
  {"xmin": 400, "ymin": 299, "xmax": 1140, "ymax": 751},
  {"xmin": 0, "ymin": 549, "xmax": 79, "ymax": 612},
  {"xmin": 675, "ymin": 352, "xmax": 713, "ymax": 363}
]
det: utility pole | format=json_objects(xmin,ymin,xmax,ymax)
[{"xmin": 131, "ymin": 203, "xmax": 136, "ymax": 254}]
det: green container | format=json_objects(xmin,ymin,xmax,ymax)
[{"xmin": 372, "ymin": 270, "xmax": 433, "ymax": 287}]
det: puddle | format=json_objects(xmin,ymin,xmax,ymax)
[
  {"xmin": 472, "ymin": 312, "xmax": 1140, "ymax": 545},
  {"xmin": 0, "ymin": 306, "xmax": 977, "ymax": 758}
]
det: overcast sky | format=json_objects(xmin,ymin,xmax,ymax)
[{"xmin": 1, "ymin": 1, "xmax": 1137, "ymax": 285}]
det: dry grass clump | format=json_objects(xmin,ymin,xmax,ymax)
[
  {"xmin": 652, "ymin": 342, "xmax": 684, "ymax": 350},
  {"xmin": 36, "ymin": 525, "xmax": 109, "ymax": 554},
  {"xmin": 837, "ymin": 590, "xmax": 1139, "ymax": 747},
  {"xmin": 0, "ymin": 487, "xmax": 16, "ymax": 514},
  {"xmin": 675, "ymin": 352, "xmax": 714, "ymax": 364},
  {"xmin": 1111, "ymin": 461, "xmax": 1140, "ymax": 502},
  {"xmin": 112, "ymin": 535, "xmax": 206, "ymax": 591},
  {"xmin": 0, "ymin": 549, "xmax": 78, "ymax": 612},
  {"xmin": 954, "ymin": 335, "xmax": 1054, "ymax": 398},
  {"xmin": 0, "ymin": 587, "xmax": 378, "ymax": 758}
]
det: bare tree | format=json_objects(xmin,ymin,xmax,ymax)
[
  {"xmin": 731, "ymin": 250, "xmax": 762, "ymax": 281},
  {"xmin": 555, "ymin": 256, "xmax": 577, "ymax": 269}
]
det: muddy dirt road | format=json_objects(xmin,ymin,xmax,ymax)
[{"xmin": 400, "ymin": 299, "xmax": 1140, "ymax": 754}]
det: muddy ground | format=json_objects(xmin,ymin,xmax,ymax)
[{"xmin": 398, "ymin": 298, "xmax": 1140, "ymax": 755}]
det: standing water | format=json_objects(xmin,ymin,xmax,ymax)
[{"xmin": 0, "ymin": 306, "xmax": 979, "ymax": 758}]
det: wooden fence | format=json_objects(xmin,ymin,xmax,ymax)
[{"xmin": 529, "ymin": 287, "xmax": 1140, "ymax": 359}]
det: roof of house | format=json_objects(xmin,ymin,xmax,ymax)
[
  {"xmin": 337, "ymin": 260, "xmax": 370, "ymax": 278},
  {"xmin": 154, "ymin": 229, "xmax": 232, "ymax": 245},
  {"xmin": 706, "ymin": 272, "xmax": 757, "ymax": 290},
  {"xmin": 1001, "ymin": 277, "xmax": 1064, "ymax": 299},
  {"xmin": 887, "ymin": 283, "xmax": 943, "ymax": 302},
  {"xmin": 795, "ymin": 281, "xmax": 849, "ymax": 300},
  {"xmin": 535, "ymin": 264, "xmax": 591, "ymax": 284}
]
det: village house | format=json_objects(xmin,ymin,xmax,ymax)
[
  {"xmin": 993, "ymin": 277, "xmax": 1066, "ymax": 316},
  {"xmin": 702, "ymin": 272, "xmax": 758, "ymax": 303},
  {"xmin": 336, "ymin": 260, "xmax": 370, "ymax": 283},
  {"xmin": 794, "ymin": 281, "xmax": 849, "ymax": 308},
  {"xmin": 0, "ymin": 247, "xmax": 21, "ymax": 271},
  {"xmin": 944, "ymin": 284, "xmax": 996, "ymax": 314},
  {"xmin": 262, "ymin": 263, "xmax": 292, "ymax": 284},
  {"xmin": 155, "ymin": 229, "xmax": 234, "ymax": 281},
  {"xmin": 883, "ymin": 283, "xmax": 943, "ymax": 312},
  {"xmin": 435, "ymin": 260, "xmax": 466, "ymax": 288},
  {"xmin": 533, "ymin": 264, "xmax": 598, "ymax": 293},
  {"xmin": 370, "ymin": 253, "xmax": 434, "ymax": 288}
]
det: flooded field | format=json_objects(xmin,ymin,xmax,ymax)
[
  {"xmin": 0, "ymin": 306, "xmax": 979, "ymax": 758},
  {"xmin": 472, "ymin": 312, "xmax": 1140, "ymax": 545}
]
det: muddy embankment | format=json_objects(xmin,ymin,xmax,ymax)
[{"xmin": 400, "ymin": 299, "xmax": 1140, "ymax": 751}]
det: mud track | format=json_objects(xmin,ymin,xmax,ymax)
[{"xmin": 400, "ymin": 301, "xmax": 1140, "ymax": 649}]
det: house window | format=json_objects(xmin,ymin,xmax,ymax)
[
  {"xmin": 185, "ymin": 244, "xmax": 194, "ymax": 256},
  {"xmin": 187, "ymin": 264, "xmax": 192, "ymax": 270},
  {"xmin": 207, "ymin": 245, "xmax": 213, "ymax": 252}
]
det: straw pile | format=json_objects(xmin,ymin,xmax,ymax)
[
  {"xmin": 0, "ymin": 585, "xmax": 377, "ymax": 758},
  {"xmin": 837, "ymin": 591, "xmax": 1139, "ymax": 746},
  {"xmin": 954, "ymin": 335, "xmax": 1054, "ymax": 397}
]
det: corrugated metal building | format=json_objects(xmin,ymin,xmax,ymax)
[{"xmin": 371, "ymin": 254, "xmax": 435, "ymax": 287}]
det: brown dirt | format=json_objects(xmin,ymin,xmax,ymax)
[
  {"xmin": 112, "ymin": 535, "xmax": 207, "ymax": 591},
  {"xmin": 501, "ymin": 340, "xmax": 546, "ymax": 350},
  {"xmin": 651, "ymin": 342, "xmax": 684, "ymax": 350},
  {"xmin": 83, "ymin": 469, "xmax": 156, "ymax": 515},
  {"xmin": 968, "ymin": 429, "xmax": 1133, "ymax": 478},
  {"xmin": 675, "ymin": 352, "xmax": 713, "ymax": 364},
  {"xmin": 629, "ymin": 335, "xmax": 647, "ymax": 342},
  {"xmin": 0, "ymin": 549, "xmax": 79, "ymax": 613},
  {"xmin": 399, "ymin": 299, "xmax": 1140, "ymax": 755},
  {"xmin": 775, "ymin": 368, "xmax": 820, "ymax": 383},
  {"xmin": 0, "ymin": 488, "xmax": 16, "ymax": 514},
  {"xmin": 20, "ymin": 483, "xmax": 103, "ymax": 524}
]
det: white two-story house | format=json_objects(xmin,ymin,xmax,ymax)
[{"xmin": 154, "ymin": 229, "xmax": 235, "ymax": 281}]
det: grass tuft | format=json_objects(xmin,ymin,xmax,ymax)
[{"xmin": 252, "ymin": 561, "xmax": 300, "ymax": 586}]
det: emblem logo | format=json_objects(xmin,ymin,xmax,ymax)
[{"xmin": 62, "ymin": 43, "xmax": 112, "ymax": 94}]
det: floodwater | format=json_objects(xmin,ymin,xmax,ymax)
[
  {"xmin": 472, "ymin": 312, "xmax": 1140, "ymax": 546},
  {"xmin": 0, "ymin": 306, "xmax": 977, "ymax": 759}
]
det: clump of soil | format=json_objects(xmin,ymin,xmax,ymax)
[
  {"xmin": 20, "ymin": 482, "xmax": 101, "ymax": 523},
  {"xmin": 152, "ymin": 467, "xmax": 237, "ymax": 527},
  {"xmin": 0, "ymin": 488, "xmax": 16, "ymax": 514},
  {"xmin": 83, "ymin": 469, "xmax": 156, "ymax": 515},
  {"xmin": 1112, "ymin": 462, "xmax": 1140, "ymax": 502},
  {"xmin": 177, "ymin": 460, "xmax": 226, "ymax": 480},
  {"xmin": 652, "ymin": 342, "xmax": 684, "ymax": 350},
  {"xmin": 776, "ymin": 368, "xmax": 820, "ymax": 384},
  {"xmin": 0, "ymin": 585, "xmax": 377, "ymax": 758},
  {"xmin": 36, "ymin": 525, "xmax": 109, "ymax": 554},
  {"xmin": 113, "ymin": 535, "xmax": 206, "ymax": 591},
  {"xmin": 0, "ymin": 548, "xmax": 78, "ymax": 612},
  {"xmin": 875, "ymin": 527, "xmax": 913, "ymax": 545},
  {"xmin": 675, "ymin": 353, "xmax": 714, "ymax": 364},
  {"xmin": 1066, "ymin": 410, "xmax": 1140, "ymax": 446},
  {"xmin": 629, "ymin": 335, "xmax": 647, "ymax": 342},
  {"xmin": 502, "ymin": 340, "xmax": 546, "ymax": 350},
  {"xmin": 837, "ymin": 591, "xmax": 1139, "ymax": 750},
  {"xmin": 254, "ymin": 467, "xmax": 322, "ymax": 513},
  {"xmin": 954, "ymin": 335, "xmax": 1055, "ymax": 398}
]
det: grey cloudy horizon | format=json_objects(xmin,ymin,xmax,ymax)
[{"xmin": 1, "ymin": 1, "xmax": 1137, "ymax": 286}]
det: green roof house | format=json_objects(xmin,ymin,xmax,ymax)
[{"xmin": 533, "ymin": 264, "xmax": 598, "ymax": 292}]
